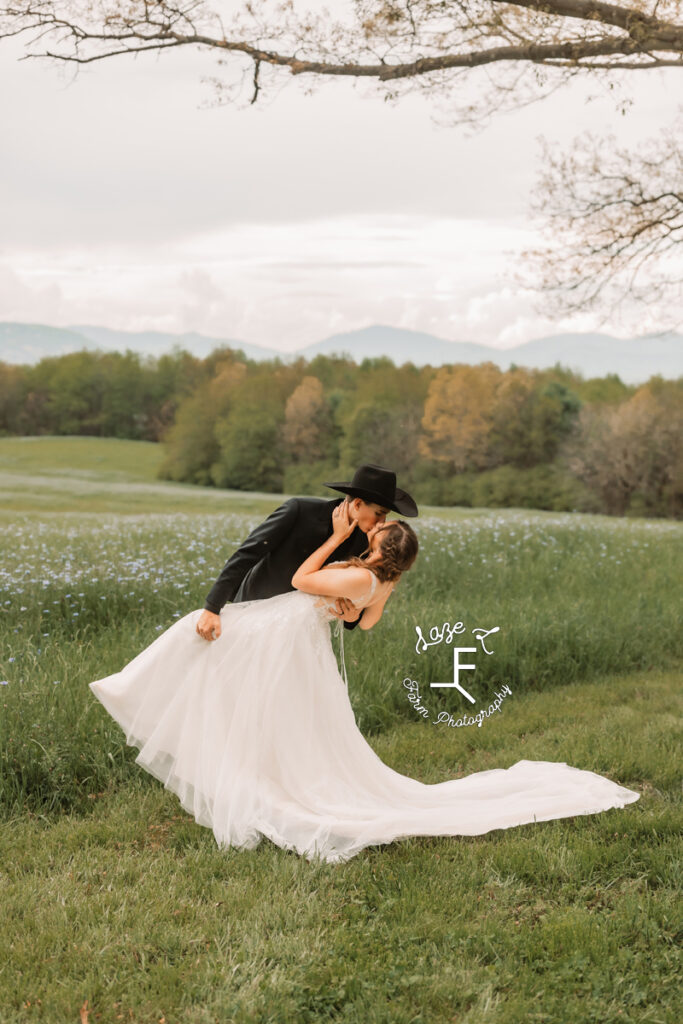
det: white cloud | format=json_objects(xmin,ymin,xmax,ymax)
[
  {"xmin": 0, "ymin": 264, "xmax": 65, "ymax": 323},
  {"xmin": 3, "ymin": 212, "xmax": 671, "ymax": 348}
]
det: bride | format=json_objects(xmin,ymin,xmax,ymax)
[{"xmin": 90, "ymin": 503, "xmax": 639, "ymax": 864}]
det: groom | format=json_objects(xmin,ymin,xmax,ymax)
[{"xmin": 196, "ymin": 463, "xmax": 418, "ymax": 641}]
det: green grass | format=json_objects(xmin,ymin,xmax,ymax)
[
  {"xmin": 1, "ymin": 671, "xmax": 680, "ymax": 1024},
  {"xmin": 0, "ymin": 438, "xmax": 681, "ymax": 1023},
  {"xmin": 0, "ymin": 436, "xmax": 289, "ymax": 515},
  {"xmin": 0, "ymin": 436, "xmax": 166, "ymax": 481}
]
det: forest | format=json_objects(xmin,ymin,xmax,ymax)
[{"xmin": 1, "ymin": 346, "xmax": 680, "ymax": 518}]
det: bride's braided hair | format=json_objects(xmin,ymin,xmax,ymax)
[{"xmin": 341, "ymin": 521, "xmax": 418, "ymax": 583}]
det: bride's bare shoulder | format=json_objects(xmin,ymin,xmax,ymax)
[
  {"xmin": 344, "ymin": 565, "xmax": 376, "ymax": 591},
  {"xmin": 366, "ymin": 575, "xmax": 395, "ymax": 606}
]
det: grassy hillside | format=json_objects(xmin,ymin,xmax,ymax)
[
  {"xmin": 0, "ymin": 435, "xmax": 165, "ymax": 480},
  {"xmin": 0, "ymin": 437, "xmax": 293, "ymax": 515}
]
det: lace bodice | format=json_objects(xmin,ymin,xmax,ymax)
[{"xmin": 313, "ymin": 563, "xmax": 388, "ymax": 619}]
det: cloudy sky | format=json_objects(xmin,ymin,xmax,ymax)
[{"xmin": 0, "ymin": 2, "xmax": 680, "ymax": 352}]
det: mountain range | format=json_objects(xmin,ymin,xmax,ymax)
[{"xmin": 1, "ymin": 321, "xmax": 681, "ymax": 384}]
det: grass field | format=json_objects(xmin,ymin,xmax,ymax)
[
  {"xmin": 0, "ymin": 438, "xmax": 681, "ymax": 1024},
  {"xmin": 0, "ymin": 436, "xmax": 283, "ymax": 515}
]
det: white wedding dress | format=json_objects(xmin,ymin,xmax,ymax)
[{"xmin": 90, "ymin": 573, "xmax": 639, "ymax": 864}]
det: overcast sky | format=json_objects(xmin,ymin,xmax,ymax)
[{"xmin": 1, "ymin": 3, "xmax": 680, "ymax": 352}]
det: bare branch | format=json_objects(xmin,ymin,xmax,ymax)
[
  {"xmin": 523, "ymin": 122, "xmax": 683, "ymax": 321},
  {"xmin": 0, "ymin": 1, "xmax": 681, "ymax": 107},
  {"xmin": 251, "ymin": 55, "xmax": 260, "ymax": 103}
]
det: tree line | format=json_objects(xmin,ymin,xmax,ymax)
[{"xmin": 1, "ymin": 347, "xmax": 680, "ymax": 518}]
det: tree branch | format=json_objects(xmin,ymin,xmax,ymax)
[
  {"xmin": 2, "ymin": 1, "xmax": 682, "ymax": 85},
  {"xmin": 524, "ymin": 124, "xmax": 682, "ymax": 320}
]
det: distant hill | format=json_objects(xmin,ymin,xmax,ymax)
[
  {"xmin": 69, "ymin": 325, "xmax": 281, "ymax": 362},
  {"xmin": 300, "ymin": 325, "xmax": 683, "ymax": 383},
  {"xmin": 298, "ymin": 325, "xmax": 492, "ymax": 367},
  {"xmin": 1, "ymin": 321, "xmax": 681, "ymax": 384},
  {"xmin": 0, "ymin": 322, "xmax": 280, "ymax": 364},
  {"xmin": 0, "ymin": 322, "xmax": 99, "ymax": 363}
]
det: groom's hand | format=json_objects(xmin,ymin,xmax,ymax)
[
  {"xmin": 331, "ymin": 598, "xmax": 360, "ymax": 623},
  {"xmin": 197, "ymin": 609, "xmax": 221, "ymax": 641}
]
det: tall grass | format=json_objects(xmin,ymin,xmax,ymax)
[{"xmin": 0, "ymin": 509, "xmax": 680, "ymax": 816}]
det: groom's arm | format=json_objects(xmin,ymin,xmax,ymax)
[{"xmin": 204, "ymin": 499, "xmax": 299, "ymax": 613}]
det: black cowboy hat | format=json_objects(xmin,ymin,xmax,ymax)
[{"xmin": 325, "ymin": 464, "xmax": 418, "ymax": 518}]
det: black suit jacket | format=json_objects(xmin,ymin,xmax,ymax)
[{"xmin": 204, "ymin": 497, "xmax": 369, "ymax": 626}]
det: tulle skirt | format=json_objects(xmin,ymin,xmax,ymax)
[{"xmin": 90, "ymin": 591, "xmax": 639, "ymax": 864}]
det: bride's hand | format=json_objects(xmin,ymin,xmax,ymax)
[{"xmin": 332, "ymin": 500, "xmax": 357, "ymax": 540}]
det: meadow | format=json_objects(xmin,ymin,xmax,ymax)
[{"xmin": 0, "ymin": 438, "xmax": 681, "ymax": 1024}]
